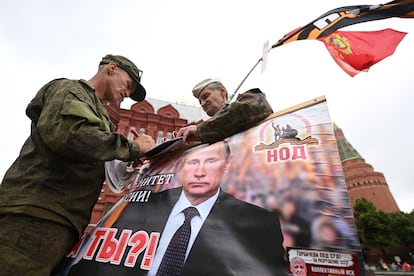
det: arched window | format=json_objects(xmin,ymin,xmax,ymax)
[{"xmin": 156, "ymin": 130, "xmax": 164, "ymax": 144}]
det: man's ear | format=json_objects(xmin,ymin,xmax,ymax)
[
  {"xmin": 107, "ymin": 63, "xmax": 117, "ymax": 75},
  {"xmin": 219, "ymin": 86, "xmax": 228, "ymax": 100}
]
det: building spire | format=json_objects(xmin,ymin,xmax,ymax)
[
  {"xmin": 333, "ymin": 122, "xmax": 363, "ymax": 162},
  {"xmin": 333, "ymin": 122, "xmax": 399, "ymax": 212}
]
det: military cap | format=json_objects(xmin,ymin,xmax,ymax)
[
  {"xmin": 192, "ymin": 78, "xmax": 223, "ymax": 99},
  {"xmin": 100, "ymin": 54, "xmax": 146, "ymax": 101}
]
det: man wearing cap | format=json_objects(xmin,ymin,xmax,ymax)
[
  {"xmin": 177, "ymin": 78, "xmax": 273, "ymax": 143},
  {"xmin": 0, "ymin": 54, "xmax": 155, "ymax": 275}
]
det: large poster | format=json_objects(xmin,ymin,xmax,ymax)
[{"xmin": 56, "ymin": 96, "xmax": 363, "ymax": 276}]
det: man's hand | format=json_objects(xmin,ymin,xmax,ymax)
[
  {"xmin": 176, "ymin": 125, "xmax": 200, "ymax": 143},
  {"xmin": 134, "ymin": 133, "xmax": 155, "ymax": 153}
]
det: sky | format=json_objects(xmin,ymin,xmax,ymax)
[{"xmin": 0, "ymin": 0, "xmax": 413, "ymax": 213}]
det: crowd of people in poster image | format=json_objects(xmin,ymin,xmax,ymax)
[{"xmin": 223, "ymin": 127, "xmax": 362, "ymax": 253}]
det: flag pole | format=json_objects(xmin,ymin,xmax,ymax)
[{"xmin": 229, "ymin": 58, "xmax": 262, "ymax": 102}]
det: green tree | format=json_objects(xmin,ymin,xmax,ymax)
[
  {"xmin": 389, "ymin": 210, "xmax": 414, "ymax": 252},
  {"xmin": 353, "ymin": 198, "xmax": 400, "ymax": 262}
]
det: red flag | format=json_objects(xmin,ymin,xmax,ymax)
[
  {"xmin": 272, "ymin": 0, "xmax": 414, "ymax": 48},
  {"xmin": 318, "ymin": 28, "xmax": 407, "ymax": 77}
]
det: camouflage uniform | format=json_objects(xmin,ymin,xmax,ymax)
[
  {"xmin": 197, "ymin": 88, "xmax": 273, "ymax": 143},
  {"xmin": 0, "ymin": 79, "xmax": 141, "ymax": 274}
]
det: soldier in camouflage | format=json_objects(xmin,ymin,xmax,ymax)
[
  {"xmin": 0, "ymin": 54, "xmax": 155, "ymax": 275},
  {"xmin": 176, "ymin": 78, "xmax": 273, "ymax": 143}
]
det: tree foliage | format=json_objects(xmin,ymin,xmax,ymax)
[{"xmin": 353, "ymin": 198, "xmax": 414, "ymax": 254}]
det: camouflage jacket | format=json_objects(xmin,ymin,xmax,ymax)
[
  {"xmin": 197, "ymin": 88, "xmax": 273, "ymax": 143},
  {"xmin": 0, "ymin": 79, "xmax": 141, "ymax": 238}
]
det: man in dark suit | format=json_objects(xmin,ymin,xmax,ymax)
[{"xmin": 63, "ymin": 141, "xmax": 287, "ymax": 276}]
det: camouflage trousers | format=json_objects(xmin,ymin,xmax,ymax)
[{"xmin": 0, "ymin": 214, "xmax": 77, "ymax": 276}]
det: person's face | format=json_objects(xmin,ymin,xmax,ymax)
[
  {"xmin": 104, "ymin": 64, "xmax": 136, "ymax": 106},
  {"xmin": 291, "ymin": 259, "xmax": 307, "ymax": 276},
  {"xmin": 198, "ymin": 86, "xmax": 227, "ymax": 116},
  {"xmin": 319, "ymin": 224, "xmax": 338, "ymax": 244},
  {"xmin": 179, "ymin": 142, "xmax": 230, "ymax": 205}
]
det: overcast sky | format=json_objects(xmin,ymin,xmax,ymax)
[{"xmin": 1, "ymin": 0, "xmax": 413, "ymax": 213}]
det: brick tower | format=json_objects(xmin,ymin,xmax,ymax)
[{"xmin": 333, "ymin": 123, "xmax": 400, "ymax": 212}]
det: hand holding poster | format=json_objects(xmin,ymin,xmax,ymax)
[{"xmin": 55, "ymin": 96, "xmax": 364, "ymax": 276}]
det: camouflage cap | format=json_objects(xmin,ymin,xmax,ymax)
[
  {"xmin": 192, "ymin": 78, "xmax": 223, "ymax": 99},
  {"xmin": 100, "ymin": 54, "xmax": 146, "ymax": 101}
]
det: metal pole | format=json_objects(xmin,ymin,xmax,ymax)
[{"xmin": 229, "ymin": 58, "xmax": 262, "ymax": 102}]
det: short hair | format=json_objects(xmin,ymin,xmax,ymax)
[
  {"xmin": 290, "ymin": 256, "xmax": 305, "ymax": 264},
  {"xmin": 181, "ymin": 140, "xmax": 231, "ymax": 162}
]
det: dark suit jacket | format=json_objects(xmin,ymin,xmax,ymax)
[{"xmin": 65, "ymin": 187, "xmax": 287, "ymax": 276}]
